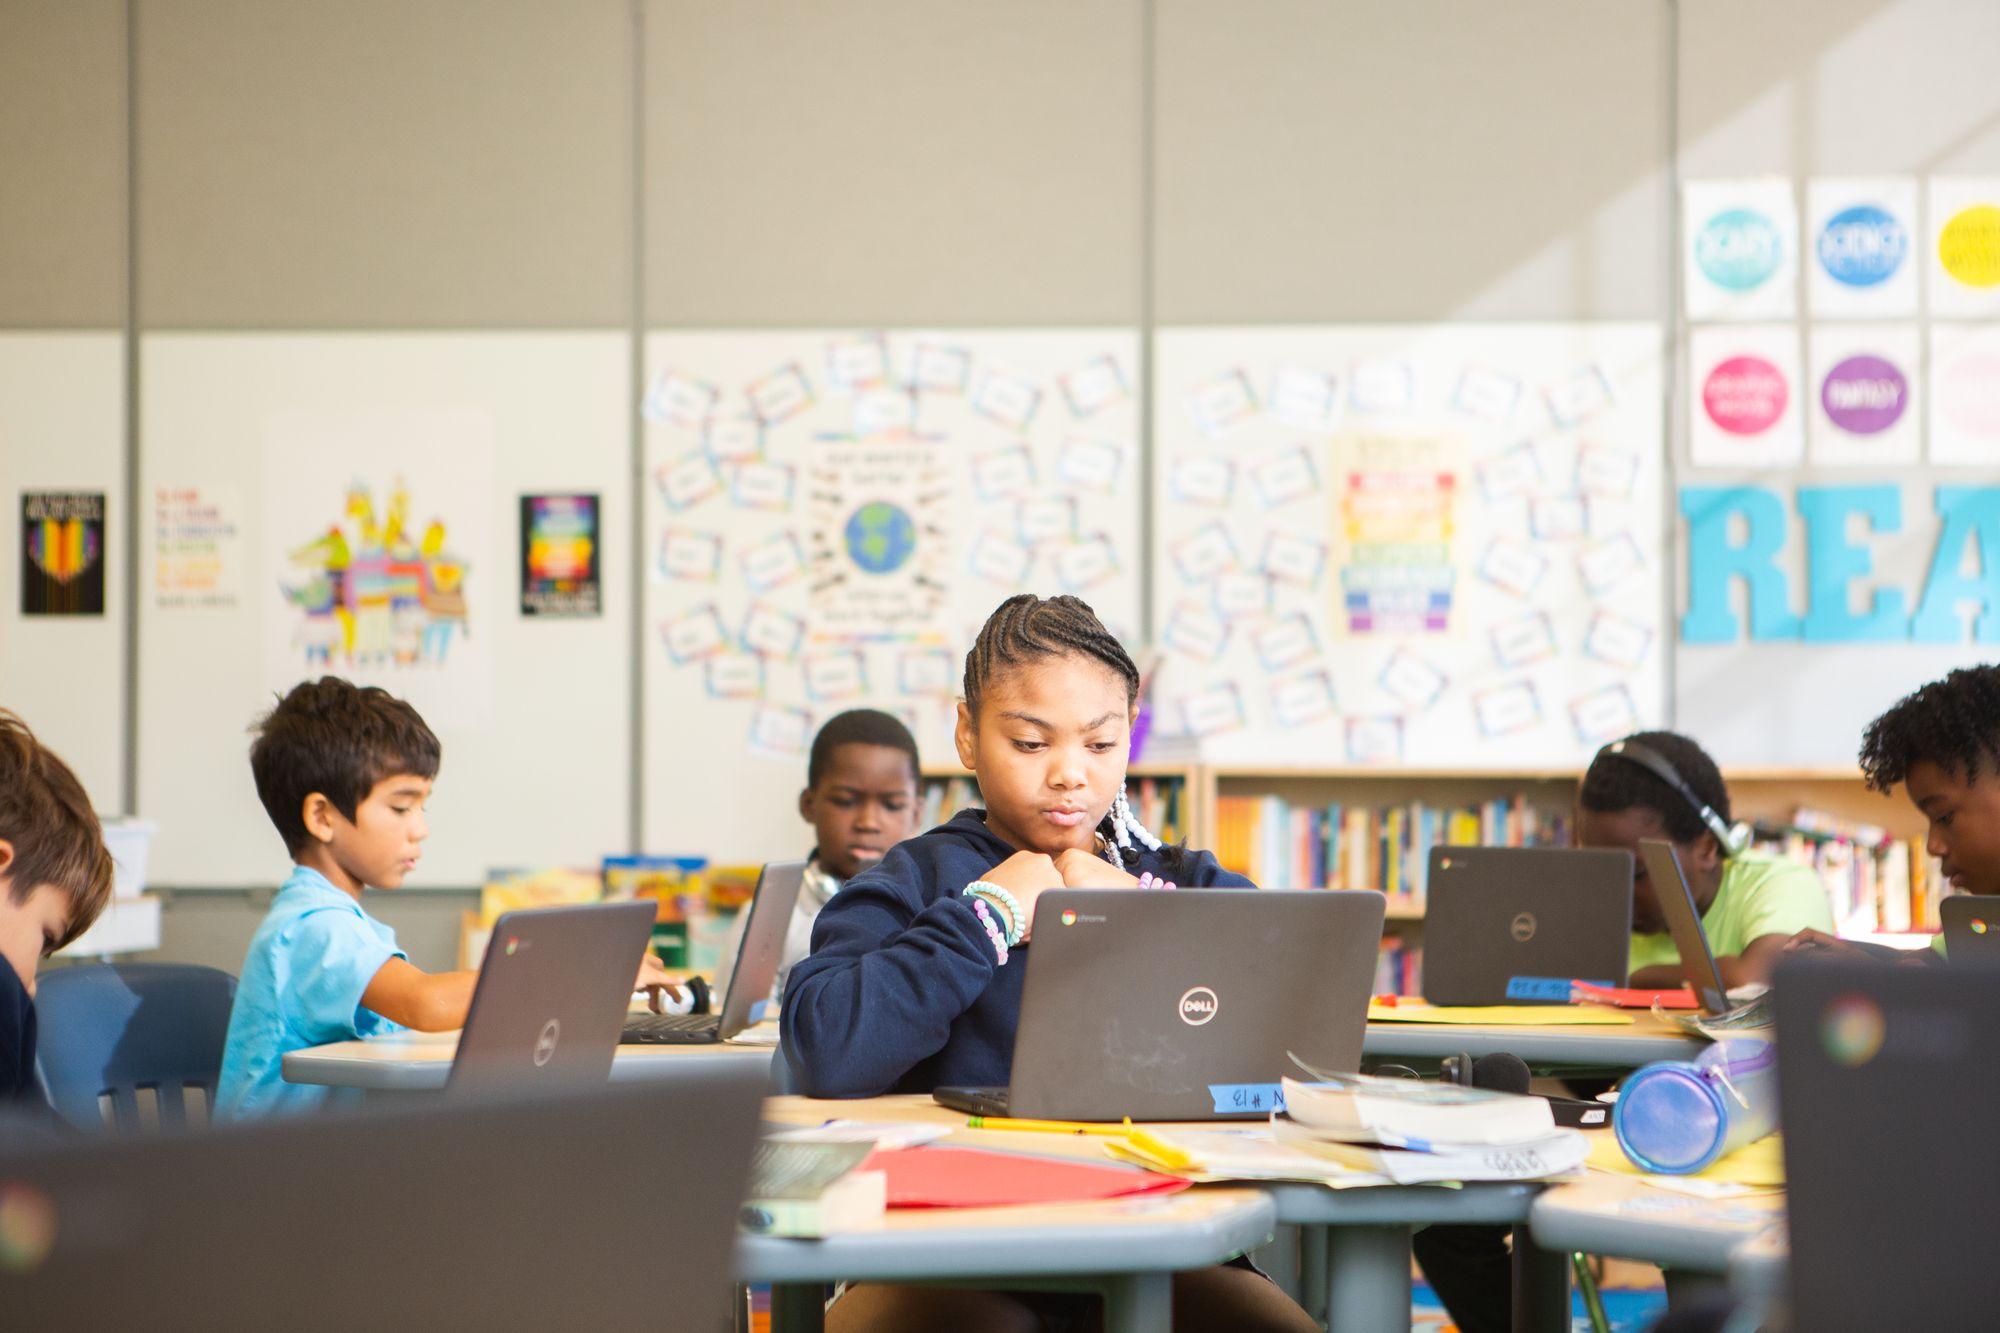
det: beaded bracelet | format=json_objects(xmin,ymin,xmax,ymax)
[
  {"xmin": 963, "ymin": 881, "xmax": 1025, "ymax": 946},
  {"xmin": 969, "ymin": 898, "xmax": 1010, "ymax": 966},
  {"xmin": 1137, "ymin": 872, "xmax": 1178, "ymax": 891}
]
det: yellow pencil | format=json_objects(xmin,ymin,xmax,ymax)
[{"xmin": 966, "ymin": 1115, "xmax": 1132, "ymax": 1137}]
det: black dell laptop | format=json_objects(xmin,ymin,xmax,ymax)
[
  {"xmin": 621, "ymin": 859, "xmax": 806, "ymax": 1045},
  {"xmin": 1421, "ymin": 846, "xmax": 1633, "ymax": 1004},
  {"xmin": 934, "ymin": 888, "xmax": 1386, "ymax": 1121}
]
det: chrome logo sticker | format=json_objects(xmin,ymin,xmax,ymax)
[{"xmin": 1822, "ymin": 993, "xmax": 1886, "ymax": 1068}]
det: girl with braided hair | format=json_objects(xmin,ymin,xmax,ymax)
[{"xmin": 782, "ymin": 593, "xmax": 1316, "ymax": 1333}]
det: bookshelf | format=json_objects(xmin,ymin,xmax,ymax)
[
  {"xmin": 1190, "ymin": 764, "xmax": 1941, "ymax": 989},
  {"xmin": 917, "ymin": 763, "xmax": 1198, "ymax": 848}
]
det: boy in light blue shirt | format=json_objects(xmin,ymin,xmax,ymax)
[{"xmin": 217, "ymin": 677, "xmax": 674, "ymax": 1119}]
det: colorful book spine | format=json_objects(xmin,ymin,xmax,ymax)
[{"xmin": 1213, "ymin": 793, "xmax": 1572, "ymax": 896}]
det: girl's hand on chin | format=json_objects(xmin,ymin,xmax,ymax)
[
  {"xmin": 979, "ymin": 851, "xmax": 1062, "ymax": 942},
  {"xmin": 1052, "ymin": 848, "xmax": 1140, "ymax": 890}
]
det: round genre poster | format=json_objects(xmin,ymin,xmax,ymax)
[{"xmin": 261, "ymin": 407, "xmax": 496, "ymax": 727}]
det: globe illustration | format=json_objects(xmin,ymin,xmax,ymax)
[{"xmin": 844, "ymin": 501, "xmax": 917, "ymax": 575}]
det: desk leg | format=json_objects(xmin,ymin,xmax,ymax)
[
  {"xmin": 1325, "ymin": 1224, "xmax": 1412, "ymax": 1333},
  {"xmin": 769, "ymin": 1282, "xmax": 828, "ymax": 1333},
  {"xmin": 1298, "ymin": 1224, "xmax": 1330, "ymax": 1328},
  {"xmin": 1511, "ymin": 1225, "xmax": 1569, "ymax": 1333},
  {"xmin": 1097, "ymin": 1272, "xmax": 1174, "ymax": 1333}
]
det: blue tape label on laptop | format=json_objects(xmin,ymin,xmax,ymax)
[
  {"xmin": 1209, "ymin": 1083, "xmax": 1285, "ymax": 1114},
  {"xmin": 1504, "ymin": 976, "xmax": 1616, "ymax": 1001}
]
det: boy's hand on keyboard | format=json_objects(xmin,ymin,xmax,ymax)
[
  {"xmin": 636, "ymin": 952, "xmax": 691, "ymax": 1013},
  {"xmin": 1053, "ymin": 848, "xmax": 1140, "ymax": 891}
]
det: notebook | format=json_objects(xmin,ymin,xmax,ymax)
[
  {"xmin": 0, "ymin": 1068, "xmax": 767, "ymax": 1327},
  {"xmin": 1939, "ymin": 895, "xmax": 2000, "ymax": 962},
  {"xmin": 1775, "ymin": 958, "xmax": 2000, "ymax": 1329},
  {"xmin": 621, "ymin": 859, "xmax": 807, "ymax": 1045},
  {"xmin": 1420, "ymin": 846, "xmax": 1633, "ymax": 1005},
  {"xmin": 450, "ymin": 899, "xmax": 658, "ymax": 1094},
  {"xmin": 934, "ymin": 887, "xmax": 1386, "ymax": 1122},
  {"xmin": 1637, "ymin": 838, "xmax": 1734, "ymax": 1015}
]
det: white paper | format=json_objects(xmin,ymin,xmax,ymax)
[
  {"xmin": 1929, "ymin": 322, "xmax": 2000, "ymax": 465},
  {"xmin": 1927, "ymin": 178, "xmax": 2000, "ymax": 319}
]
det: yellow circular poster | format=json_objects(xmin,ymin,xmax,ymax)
[{"xmin": 1939, "ymin": 204, "xmax": 2000, "ymax": 287}]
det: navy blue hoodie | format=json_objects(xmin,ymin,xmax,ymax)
[{"xmin": 781, "ymin": 808, "xmax": 1254, "ymax": 1098}]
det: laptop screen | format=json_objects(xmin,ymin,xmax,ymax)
[{"xmin": 1637, "ymin": 838, "xmax": 1730, "ymax": 1015}]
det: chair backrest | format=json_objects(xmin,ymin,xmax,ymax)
[{"xmin": 34, "ymin": 963, "xmax": 238, "ymax": 1133}]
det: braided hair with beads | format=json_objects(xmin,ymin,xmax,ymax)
[
  {"xmin": 1859, "ymin": 664, "xmax": 2000, "ymax": 792},
  {"xmin": 962, "ymin": 593, "xmax": 1180, "ymax": 872}
]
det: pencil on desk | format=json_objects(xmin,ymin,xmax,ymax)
[{"xmin": 966, "ymin": 1115, "xmax": 1131, "ymax": 1137}]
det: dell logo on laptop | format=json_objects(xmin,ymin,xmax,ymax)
[
  {"xmin": 1178, "ymin": 986, "xmax": 1219, "ymax": 1026},
  {"xmin": 533, "ymin": 1018, "xmax": 561, "ymax": 1067},
  {"xmin": 1511, "ymin": 912, "xmax": 1538, "ymax": 943}
]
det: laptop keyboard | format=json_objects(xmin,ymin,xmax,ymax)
[{"xmin": 621, "ymin": 1012, "xmax": 721, "ymax": 1044}]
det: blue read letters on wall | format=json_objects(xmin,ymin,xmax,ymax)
[{"xmin": 1681, "ymin": 485, "xmax": 2000, "ymax": 644}]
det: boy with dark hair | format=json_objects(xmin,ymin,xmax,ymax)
[
  {"xmin": 718, "ymin": 708, "xmax": 921, "ymax": 1006},
  {"xmin": 0, "ymin": 710, "xmax": 115, "ymax": 1103},
  {"xmin": 1579, "ymin": 729, "xmax": 1831, "ymax": 988},
  {"xmin": 218, "ymin": 678, "xmax": 671, "ymax": 1119},
  {"xmin": 1791, "ymin": 665, "xmax": 2000, "ymax": 961}
]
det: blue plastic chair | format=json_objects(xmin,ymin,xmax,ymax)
[{"xmin": 33, "ymin": 963, "xmax": 237, "ymax": 1133}]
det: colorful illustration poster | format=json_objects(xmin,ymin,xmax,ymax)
[
  {"xmin": 263, "ymin": 408, "xmax": 495, "ymax": 726},
  {"xmin": 1688, "ymin": 325, "xmax": 1804, "ymax": 469},
  {"xmin": 152, "ymin": 485, "xmax": 242, "ymax": 611},
  {"xmin": 20, "ymin": 491, "xmax": 106, "ymax": 617},
  {"xmin": 1807, "ymin": 326, "xmax": 1920, "ymax": 467},
  {"xmin": 1333, "ymin": 436, "xmax": 1459, "ymax": 636},
  {"xmin": 1806, "ymin": 177, "xmax": 1918, "ymax": 319},
  {"xmin": 519, "ymin": 493, "xmax": 601, "ymax": 617},
  {"xmin": 1928, "ymin": 178, "xmax": 2000, "ymax": 319},
  {"xmin": 1683, "ymin": 178, "xmax": 1799, "ymax": 321}
]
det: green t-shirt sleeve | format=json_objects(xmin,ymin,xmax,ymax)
[{"xmin": 1709, "ymin": 853, "xmax": 1835, "ymax": 953}]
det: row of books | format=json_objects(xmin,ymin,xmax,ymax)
[
  {"xmin": 1373, "ymin": 938, "xmax": 1422, "ymax": 997},
  {"xmin": 919, "ymin": 774, "xmax": 1186, "ymax": 844},
  {"xmin": 1212, "ymin": 794, "xmax": 1572, "ymax": 899},
  {"xmin": 1760, "ymin": 809, "xmax": 1946, "ymax": 935}
]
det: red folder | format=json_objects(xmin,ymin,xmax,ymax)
[
  {"xmin": 860, "ymin": 1146, "xmax": 1191, "ymax": 1209},
  {"xmin": 1570, "ymin": 980, "xmax": 1700, "ymax": 1009}
]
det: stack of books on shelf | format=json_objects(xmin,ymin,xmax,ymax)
[
  {"xmin": 919, "ymin": 773, "xmax": 1184, "ymax": 842},
  {"xmin": 1757, "ymin": 808, "xmax": 1944, "ymax": 936},
  {"xmin": 1213, "ymin": 794, "xmax": 1571, "ymax": 905}
]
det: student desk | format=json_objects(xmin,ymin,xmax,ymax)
[
  {"xmin": 1363, "ymin": 1010, "xmax": 1709, "ymax": 1073},
  {"xmin": 1529, "ymin": 1172, "xmax": 1785, "ymax": 1311},
  {"xmin": 737, "ymin": 1187, "xmax": 1277, "ymax": 1333},
  {"xmin": 281, "ymin": 1027, "xmax": 776, "ymax": 1094},
  {"xmin": 762, "ymin": 1094, "xmax": 1573, "ymax": 1333}
]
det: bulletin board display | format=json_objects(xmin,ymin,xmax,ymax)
[
  {"xmin": 639, "ymin": 329, "xmax": 1143, "ymax": 862},
  {"xmin": 137, "ymin": 333, "xmax": 633, "ymax": 887},
  {"xmin": 1150, "ymin": 323, "xmax": 1667, "ymax": 769}
]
